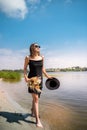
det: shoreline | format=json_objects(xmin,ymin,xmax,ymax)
[
  {"xmin": 0, "ymin": 85, "xmax": 50, "ymax": 130},
  {"xmin": 0, "ymin": 79, "xmax": 74, "ymax": 130}
]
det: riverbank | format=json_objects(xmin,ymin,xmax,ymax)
[
  {"xmin": 0, "ymin": 84, "xmax": 50, "ymax": 130},
  {"xmin": 0, "ymin": 78, "xmax": 75, "ymax": 130}
]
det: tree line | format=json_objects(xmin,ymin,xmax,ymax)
[{"xmin": 0, "ymin": 66, "xmax": 87, "ymax": 73}]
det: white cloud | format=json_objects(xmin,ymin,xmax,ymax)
[
  {"xmin": 27, "ymin": 0, "xmax": 52, "ymax": 14},
  {"xmin": 0, "ymin": 48, "xmax": 28, "ymax": 70},
  {"xmin": 43, "ymin": 49, "xmax": 87, "ymax": 68},
  {"xmin": 44, "ymin": 54, "xmax": 87, "ymax": 68},
  {"xmin": 0, "ymin": 0, "xmax": 28, "ymax": 19},
  {"xmin": 0, "ymin": 0, "xmax": 52, "ymax": 19},
  {"xmin": 0, "ymin": 46, "xmax": 87, "ymax": 70}
]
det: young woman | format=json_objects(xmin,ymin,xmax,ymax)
[{"xmin": 24, "ymin": 43, "xmax": 52, "ymax": 128}]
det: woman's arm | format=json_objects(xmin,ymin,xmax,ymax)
[
  {"xmin": 42, "ymin": 67, "xmax": 52, "ymax": 78},
  {"xmin": 24, "ymin": 56, "xmax": 30, "ymax": 82}
]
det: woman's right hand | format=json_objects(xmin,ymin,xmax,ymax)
[
  {"xmin": 25, "ymin": 78, "xmax": 30, "ymax": 82},
  {"xmin": 24, "ymin": 74, "xmax": 30, "ymax": 82}
]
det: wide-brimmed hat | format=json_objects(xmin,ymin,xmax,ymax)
[{"xmin": 45, "ymin": 78, "xmax": 60, "ymax": 90}]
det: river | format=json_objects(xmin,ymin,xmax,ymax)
[{"xmin": 0, "ymin": 72, "xmax": 87, "ymax": 130}]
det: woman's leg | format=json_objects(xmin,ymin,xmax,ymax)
[
  {"xmin": 31, "ymin": 99, "xmax": 35, "ymax": 117},
  {"xmin": 32, "ymin": 93, "xmax": 43, "ymax": 128}
]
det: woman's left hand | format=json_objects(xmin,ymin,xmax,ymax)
[{"xmin": 47, "ymin": 75, "xmax": 53, "ymax": 79}]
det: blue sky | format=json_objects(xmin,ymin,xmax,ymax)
[{"xmin": 0, "ymin": 0, "xmax": 87, "ymax": 70}]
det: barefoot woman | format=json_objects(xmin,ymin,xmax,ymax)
[{"xmin": 24, "ymin": 43, "xmax": 51, "ymax": 128}]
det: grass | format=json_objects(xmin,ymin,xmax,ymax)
[{"xmin": 0, "ymin": 70, "xmax": 21, "ymax": 82}]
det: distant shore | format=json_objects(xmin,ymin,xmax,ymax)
[
  {"xmin": 46, "ymin": 66, "xmax": 87, "ymax": 72},
  {"xmin": 0, "ymin": 66, "xmax": 87, "ymax": 73}
]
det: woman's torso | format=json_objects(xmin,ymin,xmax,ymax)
[{"xmin": 28, "ymin": 58, "xmax": 43, "ymax": 78}]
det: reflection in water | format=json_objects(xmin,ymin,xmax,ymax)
[
  {"xmin": 2, "ymin": 78, "xmax": 21, "ymax": 83},
  {"xmin": 0, "ymin": 72, "xmax": 87, "ymax": 130}
]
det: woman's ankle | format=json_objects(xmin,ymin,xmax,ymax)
[
  {"xmin": 36, "ymin": 119, "xmax": 43, "ymax": 128},
  {"xmin": 31, "ymin": 108, "xmax": 35, "ymax": 117}
]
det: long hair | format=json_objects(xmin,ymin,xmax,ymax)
[{"xmin": 29, "ymin": 43, "xmax": 40, "ymax": 57}]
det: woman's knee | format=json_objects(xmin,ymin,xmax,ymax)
[{"xmin": 32, "ymin": 94, "xmax": 38, "ymax": 103}]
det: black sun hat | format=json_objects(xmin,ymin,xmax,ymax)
[{"xmin": 45, "ymin": 77, "xmax": 60, "ymax": 90}]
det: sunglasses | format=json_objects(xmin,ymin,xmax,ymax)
[{"xmin": 34, "ymin": 45, "xmax": 40, "ymax": 48}]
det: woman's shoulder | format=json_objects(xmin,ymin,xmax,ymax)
[
  {"xmin": 25, "ymin": 55, "xmax": 30, "ymax": 62},
  {"xmin": 25, "ymin": 55, "xmax": 44, "ymax": 61},
  {"xmin": 40, "ymin": 55, "xmax": 44, "ymax": 60},
  {"xmin": 25, "ymin": 55, "xmax": 29, "ymax": 59}
]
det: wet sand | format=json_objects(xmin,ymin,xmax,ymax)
[
  {"xmin": 0, "ymin": 84, "xmax": 50, "ymax": 130},
  {"xmin": 0, "ymin": 79, "xmax": 74, "ymax": 130},
  {"xmin": 40, "ymin": 101, "xmax": 74, "ymax": 130}
]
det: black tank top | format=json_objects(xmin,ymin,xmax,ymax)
[{"xmin": 28, "ymin": 59, "xmax": 43, "ymax": 78}]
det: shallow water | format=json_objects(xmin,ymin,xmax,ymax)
[{"xmin": 0, "ymin": 72, "xmax": 87, "ymax": 130}]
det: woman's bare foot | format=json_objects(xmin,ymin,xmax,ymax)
[{"xmin": 36, "ymin": 119, "xmax": 43, "ymax": 128}]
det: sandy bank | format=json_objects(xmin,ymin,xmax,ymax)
[
  {"xmin": 0, "ymin": 85, "xmax": 49, "ymax": 130},
  {"xmin": 0, "ymin": 78, "xmax": 74, "ymax": 130}
]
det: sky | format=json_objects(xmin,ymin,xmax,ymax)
[{"xmin": 0, "ymin": 0, "xmax": 87, "ymax": 70}]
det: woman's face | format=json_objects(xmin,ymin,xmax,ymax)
[
  {"xmin": 34, "ymin": 44, "xmax": 40, "ymax": 52},
  {"xmin": 30, "ymin": 43, "xmax": 40, "ymax": 56}
]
